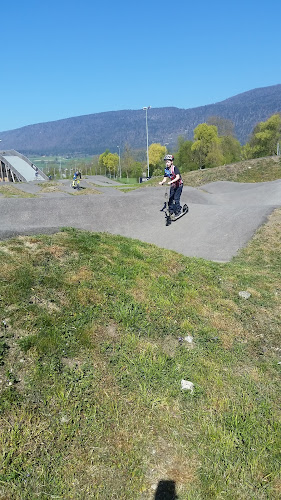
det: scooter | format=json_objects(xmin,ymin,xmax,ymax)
[{"xmin": 161, "ymin": 186, "xmax": 188, "ymax": 226}]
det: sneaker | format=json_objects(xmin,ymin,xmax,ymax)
[{"xmin": 170, "ymin": 213, "xmax": 176, "ymax": 220}]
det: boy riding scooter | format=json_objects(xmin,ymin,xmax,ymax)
[{"xmin": 159, "ymin": 154, "xmax": 183, "ymax": 219}]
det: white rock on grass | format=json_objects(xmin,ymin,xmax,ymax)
[
  {"xmin": 184, "ymin": 335, "xmax": 193, "ymax": 344},
  {"xmin": 239, "ymin": 291, "xmax": 251, "ymax": 299},
  {"xmin": 60, "ymin": 415, "xmax": 70, "ymax": 424},
  {"xmin": 181, "ymin": 380, "xmax": 194, "ymax": 393}
]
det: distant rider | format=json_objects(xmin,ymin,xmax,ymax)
[
  {"xmin": 159, "ymin": 154, "xmax": 183, "ymax": 217},
  {"xmin": 72, "ymin": 170, "xmax": 82, "ymax": 189}
]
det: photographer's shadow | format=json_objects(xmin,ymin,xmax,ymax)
[{"xmin": 154, "ymin": 480, "xmax": 178, "ymax": 499}]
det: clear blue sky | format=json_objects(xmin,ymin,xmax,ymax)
[{"xmin": 1, "ymin": 0, "xmax": 280, "ymax": 131}]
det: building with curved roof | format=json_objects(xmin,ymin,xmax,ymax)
[{"xmin": 0, "ymin": 150, "xmax": 48, "ymax": 182}]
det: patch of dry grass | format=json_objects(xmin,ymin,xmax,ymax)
[
  {"xmin": 69, "ymin": 186, "xmax": 101, "ymax": 195},
  {"xmin": 0, "ymin": 184, "xmax": 35, "ymax": 198},
  {"xmin": 38, "ymin": 182, "xmax": 63, "ymax": 193},
  {"xmin": 182, "ymin": 156, "xmax": 281, "ymax": 187}
]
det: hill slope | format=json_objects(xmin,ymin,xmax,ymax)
[
  {"xmin": 1, "ymin": 84, "xmax": 281, "ymax": 155},
  {"xmin": 0, "ymin": 211, "xmax": 280, "ymax": 498}
]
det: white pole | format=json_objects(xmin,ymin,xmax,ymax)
[{"xmin": 143, "ymin": 106, "xmax": 151, "ymax": 177}]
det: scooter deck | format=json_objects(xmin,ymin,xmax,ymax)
[{"xmin": 165, "ymin": 205, "xmax": 188, "ymax": 226}]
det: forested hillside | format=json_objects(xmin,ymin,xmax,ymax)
[{"xmin": 1, "ymin": 84, "xmax": 281, "ymax": 155}]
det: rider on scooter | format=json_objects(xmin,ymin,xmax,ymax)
[{"xmin": 159, "ymin": 155, "xmax": 183, "ymax": 218}]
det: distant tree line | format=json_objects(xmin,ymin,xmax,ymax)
[
  {"xmin": 96, "ymin": 113, "xmax": 281, "ymax": 177},
  {"xmin": 97, "ymin": 146, "xmax": 143, "ymax": 178}
]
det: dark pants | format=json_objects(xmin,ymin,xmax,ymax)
[{"xmin": 169, "ymin": 184, "xmax": 183, "ymax": 214}]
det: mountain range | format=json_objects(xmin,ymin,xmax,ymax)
[{"xmin": 1, "ymin": 84, "xmax": 281, "ymax": 156}]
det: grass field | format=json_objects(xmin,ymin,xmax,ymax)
[
  {"xmin": 146, "ymin": 156, "xmax": 281, "ymax": 188},
  {"xmin": 0, "ymin": 158, "xmax": 280, "ymax": 499},
  {"xmin": 29, "ymin": 155, "xmax": 96, "ymax": 179}
]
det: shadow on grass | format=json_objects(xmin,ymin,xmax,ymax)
[{"xmin": 155, "ymin": 480, "xmax": 178, "ymax": 499}]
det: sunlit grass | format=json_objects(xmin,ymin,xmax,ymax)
[{"xmin": 0, "ymin": 208, "xmax": 280, "ymax": 498}]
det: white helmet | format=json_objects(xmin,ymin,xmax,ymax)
[{"xmin": 164, "ymin": 154, "xmax": 174, "ymax": 161}]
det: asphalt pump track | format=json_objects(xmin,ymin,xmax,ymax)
[{"xmin": 0, "ymin": 177, "xmax": 280, "ymax": 262}]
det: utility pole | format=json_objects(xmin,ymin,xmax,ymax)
[{"xmin": 143, "ymin": 106, "xmax": 151, "ymax": 178}]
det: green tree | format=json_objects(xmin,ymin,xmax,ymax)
[
  {"xmin": 152, "ymin": 167, "xmax": 163, "ymax": 177},
  {"xmin": 247, "ymin": 114, "xmax": 281, "ymax": 158},
  {"xmin": 103, "ymin": 153, "xmax": 119, "ymax": 177},
  {"xmin": 131, "ymin": 161, "xmax": 143, "ymax": 178},
  {"xmin": 98, "ymin": 149, "xmax": 110, "ymax": 175},
  {"xmin": 205, "ymin": 142, "xmax": 225, "ymax": 167},
  {"xmin": 191, "ymin": 124, "xmax": 223, "ymax": 168},
  {"xmin": 174, "ymin": 136, "xmax": 197, "ymax": 172},
  {"xmin": 122, "ymin": 145, "xmax": 136, "ymax": 178},
  {"xmin": 220, "ymin": 136, "xmax": 241, "ymax": 164},
  {"xmin": 206, "ymin": 117, "xmax": 242, "ymax": 164},
  {"xmin": 148, "ymin": 143, "xmax": 167, "ymax": 173},
  {"xmin": 241, "ymin": 142, "xmax": 255, "ymax": 160}
]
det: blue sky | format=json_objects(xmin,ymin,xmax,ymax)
[{"xmin": 1, "ymin": 0, "xmax": 281, "ymax": 131}]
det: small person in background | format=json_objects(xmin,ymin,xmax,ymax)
[
  {"xmin": 72, "ymin": 170, "xmax": 82, "ymax": 189},
  {"xmin": 159, "ymin": 155, "xmax": 183, "ymax": 217},
  {"xmin": 74, "ymin": 170, "xmax": 81, "ymax": 180}
]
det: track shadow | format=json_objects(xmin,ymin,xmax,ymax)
[{"xmin": 154, "ymin": 480, "xmax": 178, "ymax": 499}]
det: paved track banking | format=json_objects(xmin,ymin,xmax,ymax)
[{"xmin": 0, "ymin": 178, "xmax": 280, "ymax": 262}]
